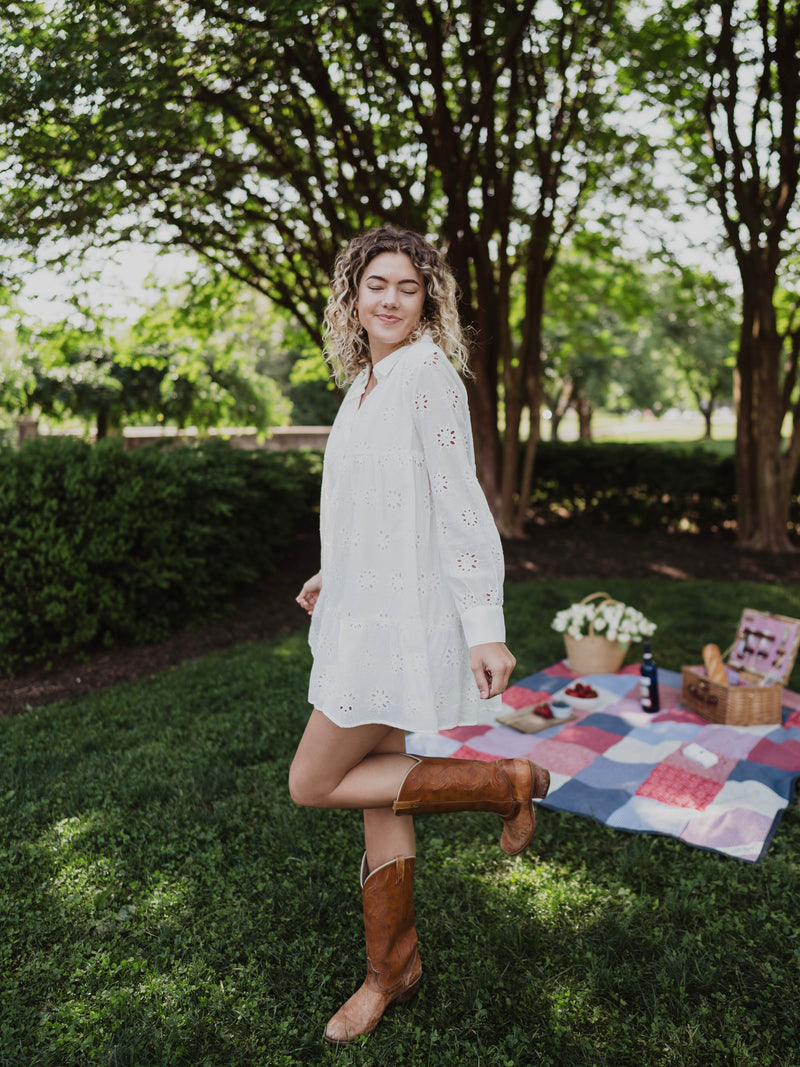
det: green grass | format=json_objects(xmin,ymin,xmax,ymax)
[
  {"xmin": 564, "ymin": 410, "xmax": 737, "ymax": 444},
  {"xmin": 1, "ymin": 579, "xmax": 799, "ymax": 1066}
]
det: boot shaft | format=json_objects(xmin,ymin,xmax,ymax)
[
  {"xmin": 361, "ymin": 854, "xmax": 419, "ymax": 995},
  {"xmin": 393, "ymin": 756, "xmax": 525, "ymax": 817},
  {"xmin": 392, "ymin": 756, "xmax": 550, "ymax": 856}
]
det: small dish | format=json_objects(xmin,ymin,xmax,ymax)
[
  {"xmin": 563, "ymin": 694, "xmax": 599, "ymax": 711},
  {"xmin": 550, "ymin": 699, "xmax": 573, "ymax": 719}
]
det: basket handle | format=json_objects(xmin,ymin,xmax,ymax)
[{"xmin": 579, "ymin": 591, "xmax": 622, "ymax": 638}]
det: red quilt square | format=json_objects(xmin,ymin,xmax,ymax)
[
  {"xmin": 501, "ymin": 686, "xmax": 551, "ymax": 710},
  {"xmin": 747, "ymin": 737, "xmax": 800, "ymax": 772},
  {"xmin": 637, "ymin": 763, "xmax": 723, "ymax": 811}
]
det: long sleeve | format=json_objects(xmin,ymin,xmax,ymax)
[{"xmin": 410, "ymin": 348, "xmax": 506, "ymax": 647}]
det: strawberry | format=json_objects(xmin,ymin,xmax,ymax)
[{"xmin": 565, "ymin": 683, "xmax": 598, "ymax": 699}]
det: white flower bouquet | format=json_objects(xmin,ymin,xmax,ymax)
[
  {"xmin": 552, "ymin": 592, "xmax": 657, "ymax": 675},
  {"xmin": 552, "ymin": 594, "xmax": 657, "ymax": 645}
]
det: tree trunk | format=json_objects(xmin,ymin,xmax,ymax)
[
  {"xmin": 497, "ymin": 223, "xmax": 551, "ymax": 538},
  {"xmin": 449, "ymin": 235, "xmax": 503, "ymax": 514},
  {"xmin": 575, "ymin": 396, "xmax": 593, "ymax": 441},
  {"xmin": 548, "ymin": 380, "xmax": 573, "ymax": 441},
  {"xmin": 697, "ymin": 397, "xmax": 713, "ymax": 439},
  {"xmin": 466, "ymin": 337, "xmax": 503, "ymax": 515},
  {"xmin": 735, "ymin": 279, "xmax": 794, "ymax": 552}
]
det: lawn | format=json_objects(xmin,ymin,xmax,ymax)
[{"xmin": 1, "ymin": 578, "xmax": 799, "ymax": 1066}]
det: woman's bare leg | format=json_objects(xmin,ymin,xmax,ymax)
[
  {"xmin": 289, "ymin": 718, "xmax": 419, "ymax": 1046},
  {"xmin": 289, "ymin": 708, "xmax": 416, "ymax": 872},
  {"xmin": 289, "ymin": 708, "xmax": 414, "ymax": 809},
  {"xmin": 363, "ymin": 729, "xmax": 416, "ymax": 872}
]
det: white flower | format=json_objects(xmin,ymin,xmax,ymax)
[{"xmin": 551, "ymin": 595, "xmax": 656, "ymax": 644}]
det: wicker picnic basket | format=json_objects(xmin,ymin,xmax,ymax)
[
  {"xmin": 563, "ymin": 592, "xmax": 629, "ymax": 675},
  {"xmin": 681, "ymin": 609, "xmax": 800, "ymax": 726}
]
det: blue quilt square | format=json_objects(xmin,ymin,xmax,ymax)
[
  {"xmin": 579, "ymin": 711, "xmax": 637, "ymax": 737},
  {"xmin": 542, "ymin": 778, "xmax": 630, "ymax": 822},
  {"xmin": 727, "ymin": 760, "xmax": 797, "ymax": 799},
  {"xmin": 574, "ymin": 756, "xmax": 654, "ymax": 794},
  {"xmin": 626, "ymin": 722, "xmax": 703, "ymax": 746},
  {"xmin": 512, "ymin": 672, "xmax": 554, "ymax": 692},
  {"xmin": 658, "ymin": 668, "xmax": 683, "ymax": 688},
  {"xmin": 519, "ymin": 674, "xmax": 575, "ymax": 695}
]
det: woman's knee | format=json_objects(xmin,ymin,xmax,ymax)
[{"xmin": 288, "ymin": 757, "xmax": 329, "ymax": 808}]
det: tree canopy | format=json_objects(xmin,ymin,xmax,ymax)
[
  {"xmin": 0, "ymin": 0, "xmax": 650, "ymax": 533},
  {"xmin": 631, "ymin": 0, "xmax": 800, "ymax": 550},
  {"xmin": 1, "ymin": 0, "xmax": 798, "ymax": 549},
  {"xmin": 1, "ymin": 277, "xmax": 292, "ymax": 436}
]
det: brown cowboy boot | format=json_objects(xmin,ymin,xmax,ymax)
[
  {"xmin": 325, "ymin": 854, "xmax": 422, "ymax": 1046},
  {"xmin": 393, "ymin": 756, "xmax": 550, "ymax": 855}
]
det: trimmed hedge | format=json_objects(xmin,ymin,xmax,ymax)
[
  {"xmin": 3, "ymin": 436, "xmax": 797, "ymax": 677},
  {"xmin": 532, "ymin": 441, "xmax": 740, "ymax": 532},
  {"xmin": 0, "ymin": 438, "xmax": 322, "ymax": 675}
]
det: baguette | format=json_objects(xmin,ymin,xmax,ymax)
[{"xmin": 703, "ymin": 642, "xmax": 728, "ymax": 684}]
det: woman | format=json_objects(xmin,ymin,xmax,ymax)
[{"xmin": 291, "ymin": 227, "xmax": 549, "ymax": 1045}]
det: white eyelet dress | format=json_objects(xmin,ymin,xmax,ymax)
[{"xmin": 307, "ymin": 335, "xmax": 507, "ymax": 733}]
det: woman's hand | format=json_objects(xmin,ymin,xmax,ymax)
[
  {"xmin": 296, "ymin": 572, "xmax": 322, "ymax": 616},
  {"xmin": 470, "ymin": 642, "xmax": 516, "ymax": 699}
]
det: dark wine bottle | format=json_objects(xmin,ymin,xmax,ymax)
[{"xmin": 640, "ymin": 641, "xmax": 660, "ymax": 714}]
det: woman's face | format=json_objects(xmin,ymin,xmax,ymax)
[{"xmin": 355, "ymin": 251, "xmax": 425, "ymax": 362}]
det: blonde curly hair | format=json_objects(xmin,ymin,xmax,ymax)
[{"xmin": 323, "ymin": 227, "xmax": 472, "ymax": 385}]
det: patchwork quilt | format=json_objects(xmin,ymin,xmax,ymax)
[{"xmin": 406, "ymin": 665, "xmax": 800, "ymax": 863}]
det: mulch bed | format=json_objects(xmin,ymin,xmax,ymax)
[{"xmin": 2, "ymin": 519, "xmax": 798, "ymax": 718}]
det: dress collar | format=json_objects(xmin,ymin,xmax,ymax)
[
  {"xmin": 371, "ymin": 334, "xmax": 432, "ymax": 381},
  {"xmin": 372, "ymin": 347, "xmax": 405, "ymax": 380}
]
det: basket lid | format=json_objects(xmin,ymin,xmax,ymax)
[{"xmin": 726, "ymin": 609, "xmax": 800, "ymax": 685}]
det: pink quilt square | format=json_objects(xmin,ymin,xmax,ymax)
[
  {"xmin": 637, "ymin": 763, "xmax": 724, "ymax": 810},
  {"xmin": 521, "ymin": 738, "xmax": 598, "ymax": 777},
  {"xmin": 747, "ymin": 737, "xmax": 800, "ymax": 772},
  {"xmin": 786, "ymin": 709, "xmax": 800, "ymax": 728},
  {"xmin": 664, "ymin": 706, "xmax": 709, "ymax": 726},
  {"xmin": 659, "ymin": 683, "xmax": 683, "ymax": 709},
  {"xmin": 440, "ymin": 724, "xmax": 494, "ymax": 742},
  {"xmin": 501, "ymin": 686, "xmax": 551, "ymax": 710},
  {"xmin": 669, "ymin": 747, "xmax": 737, "ymax": 784},
  {"xmin": 680, "ymin": 808, "xmax": 775, "ymax": 863},
  {"xmin": 691, "ymin": 725, "xmax": 761, "ymax": 760},
  {"xmin": 448, "ymin": 743, "xmax": 499, "ymax": 763},
  {"xmin": 554, "ymin": 723, "xmax": 622, "ymax": 755}
]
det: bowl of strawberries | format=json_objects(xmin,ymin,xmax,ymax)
[{"xmin": 563, "ymin": 682, "xmax": 600, "ymax": 711}]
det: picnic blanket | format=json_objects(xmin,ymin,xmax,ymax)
[{"xmin": 406, "ymin": 664, "xmax": 800, "ymax": 863}]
